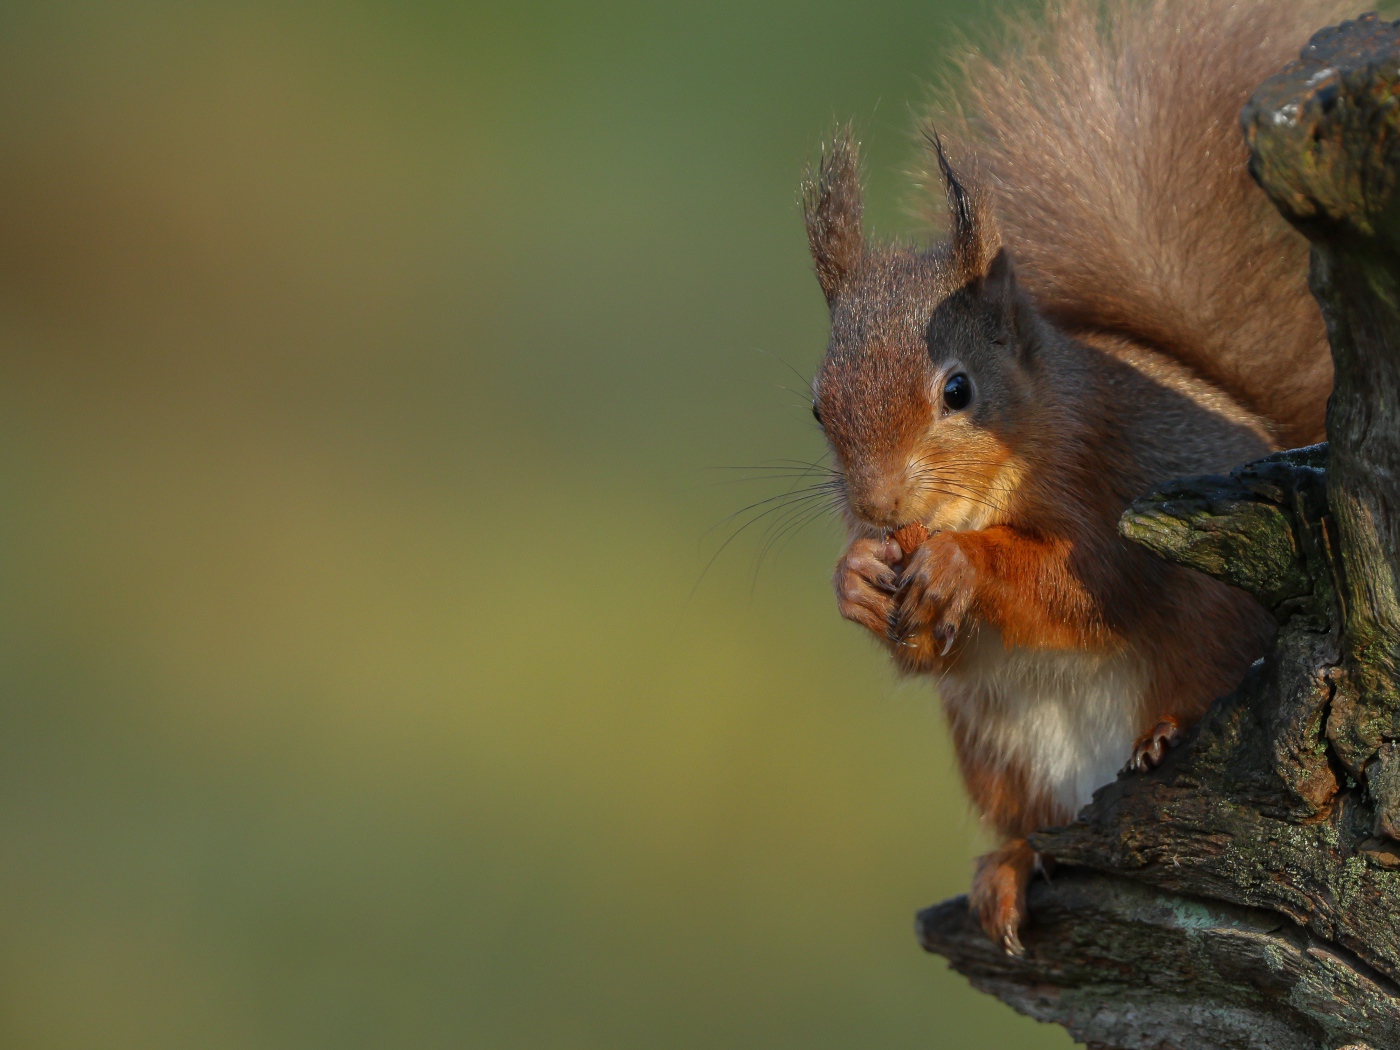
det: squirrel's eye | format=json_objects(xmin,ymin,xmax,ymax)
[
  {"xmin": 942, "ymin": 373, "xmax": 973, "ymax": 412},
  {"xmin": 812, "ymin": 403, "xmax": 823, "ymax": 427}
]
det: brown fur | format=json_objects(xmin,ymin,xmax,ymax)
[
  {"xmin": 806, "ymin": 0, "xmax": 1338, "ymax": 952},
  {"xmin": 921, "ymin": 0, "xmax": 1346, "ymax": 447}
]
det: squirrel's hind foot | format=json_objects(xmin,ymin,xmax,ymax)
[
  {"xmin": 969, "ymin": 838, "xmax": 1042, "ymax": 957},
  {"xmin": 1126, "ymin": 716, "xmax": 1182, "ymax": 774}
]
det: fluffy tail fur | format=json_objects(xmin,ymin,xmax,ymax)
[{"xmin": 924, "ymin": 0, "xmax": 1348, "ymax": 446}]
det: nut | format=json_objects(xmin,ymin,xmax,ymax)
[{"xmin": 890, "ymin": 522, "xmax": 930, "ymax": 557}]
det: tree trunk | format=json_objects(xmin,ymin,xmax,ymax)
[{"xmin": 917, "ymin": 15, "xmax": 1400, "ymax": 1049}]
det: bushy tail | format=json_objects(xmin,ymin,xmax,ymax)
[{"xmin": 925, "ymin": 0, "xmax": 1348, "ymax": 446}]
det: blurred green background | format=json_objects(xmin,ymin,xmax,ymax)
[{"xmin": 0, "ymin": 1, "xmax": 1073, "ymax": 1046}]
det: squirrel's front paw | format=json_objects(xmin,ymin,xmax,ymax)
[
  {"xmin": 891, "ymin": 533, "xmax": 977, "ymax": 664},
  {"xmin": 833, "ymin": 536, "xmax": 904, "ymax": 638},
  {"xmin": 970, "ymin": 839, "xmax": 1040, "ymax": 957}
]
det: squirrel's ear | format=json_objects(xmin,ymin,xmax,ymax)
[
  {"xmin": 802, "ymin": 130, "xmax": 864, "ymax": 306},
  {"xmin": 985, "ymin": 246, "xmax": 1015, "ymax": 304},
  {"xmin": 979, "ymin": 247, "xmax": 1037, "ymax": 359},
  {"xmin": 926, "ymin": 128, "xmax": 997, "ymax": 278}
]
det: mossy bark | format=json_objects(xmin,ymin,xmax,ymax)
[{"xmin": 918, "ymin": 16, "xmax": 1400, "ymax": 1048}]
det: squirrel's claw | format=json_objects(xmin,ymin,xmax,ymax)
[
  {"xmin": 885, "ymin": 612, "xmax": 926, "ymax": 650},
  {"xmin": 970, "ymin": 839, "xmax": 1038, "ymax": 958},
  {"xmin": 1126, "ymin": 716, "xmax": 1182, "ymax": 774},
  {"xmin": 886, "ymin": 534, "xmax": 976, "ymax": 666},
  {"xmin": 1000, "ymin": 926, "xmax": 1025, "ymax": 958},
  {"xmin": 885, "ymin": 614, "xmax": 916, "ymax": 648},
  {"xmin": 885, "ymin": 618, "xmax": 907, "ymax": 646},
  {"xmin": 934, "ymin": 624, "xmax": 957, "ymax": 656}
]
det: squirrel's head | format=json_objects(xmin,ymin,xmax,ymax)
[{"xmin": 802, "ymin": 131, "xmax": 1039, "ymax": 536}]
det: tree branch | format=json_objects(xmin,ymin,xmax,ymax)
[{"xmin": 918, "ymin": 872, "xmax": 1400, "ymax": 1050}]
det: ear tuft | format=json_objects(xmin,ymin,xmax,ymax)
[
  {"xmin": 801, "ymin": 128, "xmax": 864, "ymax": 306},
  {"xmin": 923, "ymin": 127, "xmax": 999, "ymax": 279}
]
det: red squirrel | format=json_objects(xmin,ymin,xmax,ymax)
[{"xmin": 803, "ymin": 0, "xmax": 1343, "ymax": 954}]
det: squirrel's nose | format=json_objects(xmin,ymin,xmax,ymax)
[{"xmin": 848, "ymin": 481, "xmax": 907, "ymax": 530}]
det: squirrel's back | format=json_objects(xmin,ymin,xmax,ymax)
[{"xmin": 925, "ymin": 0, "xmax": 1346, "ymax": 447}]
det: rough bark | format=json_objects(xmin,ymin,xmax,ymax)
[
  {"xmin": 918, "ymin": 873, "xmax": 1400, "ymax": 1050},
  {"xmin": 918, "ymin": 15, "xmax": 1400, "ymax": 1048}
]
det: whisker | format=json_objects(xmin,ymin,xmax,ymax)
[
  {"xmin": 756, "ymin": 347, "xmax": 816, "ymax": 393},
  {"xmin": 700, "ymin": 469, "xmax": 841, "ymax": 483},
  {"xmin": 751, "ymin": 496, "xmax": 843, "ymax": 592},
  {"xmin": 690, "ymin": 487, "xmax": 841, "ymax": 599},
  {"xmin": 700, "ymin": 484, "xmax": 843, "ymax": 542}
]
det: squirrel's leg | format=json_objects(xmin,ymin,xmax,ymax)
[
  {"xmin": 969, "ymin": 838, "xmax": 1044, "ymax": 956},
  {"xmin": 953, "ymin": 735, "xmax": 1060, "ymax": 955}
]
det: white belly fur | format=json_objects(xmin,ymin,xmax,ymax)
[{"xmin": 938, "ymin": 627, "xmax": 1147, "ymax": 821}]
